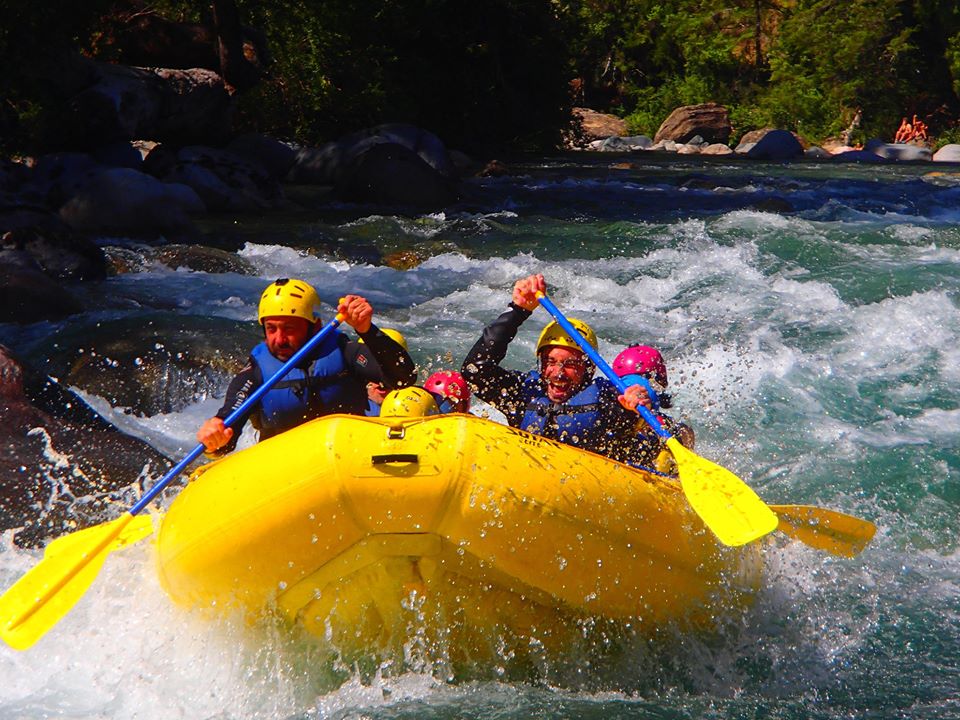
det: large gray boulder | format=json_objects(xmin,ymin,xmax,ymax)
[
  {"xmin": 148, "ymin": 145, "xmax": 285, "ymax": 212},
  {"xmin": 344, "ymin": 123, "xmax": 457, "ymax": 179},
  {"xmin": 831, "ymin": 149, "xmax": 885, "ymax": 163},
  {"xmin": 573, "ymin": 107, "xmax": 628, "ymax": 142},
  {"xmin": 335, "ymin": 142, "xmax": 458, "ymax": 209},
  {"xmin": 933, "ymin": 144, "xmax": 960, "ymax": 162},
  {"xmin": 1, "ymin": 225, "xmax": 108, "ymax": 281},
  {"xmin": 865, "ymin": 140, "xmax": 932, "ymax": 162},
  {"xmin": 0, "ymin": 345, "xmax": 172, "ymax": 546},
  {"xmin": 805, "ymin": 146, "xmax": 833, "ymax": 160},
  {"xmin": 69, "ymin": 60, "xmax": 233, "ymax": 145},
  {"xmin": 59, "ymin": 167, "xmax": 205, "ymax": 235},
  {"xmin": 700, "ymin": 143, "xmax": 733, "ymax": 155},
  {"xmin": 596, "ymin": 135, "xmax": 652, "ymax": 151},
  {"xmin": 226, "ymin": 133, "xmax": 297, "ymax": 180},
  {"xmin": 0, "ymin": 250, "xmax": 84, "ymax": 324},
  {"xmin": 287, "ymin": 123, "xmax": 457, "ymax": 186},
  {"xmin": 32, "ymin": 314, "xmax": 257, "ymax": 417},
  {"xmin": 69, "ymin": 63, "xmax": 163, "ymax": 142},
  {"xmin": 26, "ymin": 153, "xmax": 102, "ymax": 206},
  {"xmin": 742, "ymin": 129, "xmax": 804, "ymax": 160},
  {"xmin": 654, "ymin": 103, "xmax": 731, "ymax": 145},
  {"xmin": 285, "ymin": 141, "xmax": 342, "ymax": 185}
]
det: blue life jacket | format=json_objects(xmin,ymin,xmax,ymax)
[
  {"xmin": 365, "ymin": 398, "xmax": 381, "ymax": 417},
  {"xmin": 249, "ymin": 331, "xmax": 361, "ymax": 438},
  {"xmin": 513, "ymin": 371, "xmax": 609, "ymax": 451}
]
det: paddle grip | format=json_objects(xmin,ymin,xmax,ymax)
[
  {"xmin": 128, "ymin": 313, "xmax": 345, "ymax": 516},
  {"xmin": 535, "ymin": 292, "xmax": 670, "ymax": 440}
]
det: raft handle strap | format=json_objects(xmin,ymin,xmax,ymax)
[{"xmin": 372, "ymin": 453, "xmax": 419, "ymax": 465}]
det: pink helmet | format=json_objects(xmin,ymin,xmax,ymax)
[
  {"xmin": 424, "ymin": 370, "xmax": 471, "ymax": 412},
  {"xmin": 612, "ymin": 345, "xmax": 668, "ymax": 387}
]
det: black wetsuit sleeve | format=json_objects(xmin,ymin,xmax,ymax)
[
  {"xmin": 460, "ymin": 303, "xmax": 531, "ymax": 414},
  {"xmin": 618, "ymin": 409, "xmax": 690, "ymax": 468},
  {"xmin": 596, "ymin": 382, "xmax": 650, "ymax": 462},
  {"xmin": 210, "ymin": 360, "xmax": 261, "ymax": 455},
  {"xmin": 344, "ymin": 324, "xmax": 417, "ymax": 388}
]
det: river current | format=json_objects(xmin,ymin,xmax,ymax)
[{"xmin": 1, "ymin": 154, "xmax": 959, "ymax": 719}]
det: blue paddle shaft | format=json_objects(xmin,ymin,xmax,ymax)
[
  {"xmin": 535, "ymin": 294, "xmax": 670, "ymax": 440},
  {"xmin": 128, "ymin": 315, "xmax": 343, "ymax": 515}
]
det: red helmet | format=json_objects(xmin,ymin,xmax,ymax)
[
  {"xmin": 612, "ymin": 345, "xmax": 668, "ymax": 387},
  {"xmin": 424, "ymin": 370, "xmax": 470, "ymax": 412}
]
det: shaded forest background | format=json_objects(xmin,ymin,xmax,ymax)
[{"xmin": 3, "ymin": 0, "xmax": 960, "ymax": 155}]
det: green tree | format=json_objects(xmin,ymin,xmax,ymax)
[
  {"xmin": 563, "ymin": 0, "xmax": 771, "ymax": 136},
  {"xmin": 562, "ymin": 0, "xmax": 959, "ymax": 142},
  {"xmin": 236, "ymin": 0, "xmax": 574, "ymax": 152},
  {"xmin": 5, "ymin": 0, "xmax": 960, "ymax": 155},
  {"xmin": 0, "ymin": 0, "xmax": 115, "ymax": 153},
  {"xmin": 763, "ymin": 0, "xmax": 923, "ymax": 140}
]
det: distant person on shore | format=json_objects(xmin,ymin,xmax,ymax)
[
  {"xmin": 460, "ymin": 273, "xmax": 655, "ymax": 461},
  {"xmin": 894, "ymin": 117, "xmax": 912, "ymax": 144},
  {"xmin": 913, "ymin": 114, "xmax": 929, "ymax": 141},
  {"xmin": 196, "ymin": 278, "xmax": 416, "ymax": 455},
  {"xmin": 895, "ymin": 114, "xmax": 930, "ymax": 144}
]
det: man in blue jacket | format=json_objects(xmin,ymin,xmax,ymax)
[
  {"xmin": 197, "ymin": 278, "xmax": 415, "ymax": 455},
  {"xmin": 460, "ymin": 273, "xmax": 651, "ymax": 461}
]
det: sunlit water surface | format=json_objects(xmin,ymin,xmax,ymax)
[{"xmin": 2, "ymin": 156, "xmax": 959, "ymax": 719}]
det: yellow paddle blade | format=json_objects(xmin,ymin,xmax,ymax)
[
  {"xmin": 667, "ymin": 437, "xmax": 778, "ymax": 547},
  {"xmin": 43, "ymin": 514, "xmax": 155, "ymax": 559},
  {"xmin": 769, "ymin": 504, "xmax": 877, "ymax": 558},
  {"xmin": 0, "ymin": 514, "xmax": 137, "ymax": 651}
]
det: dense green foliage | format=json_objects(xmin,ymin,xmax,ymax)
[
  {"xmin": 1, "ymin": 0, "xmax": 958, "ymax": 154},
  {"xmin": 233, "ymin": 0, "xmax": 573, "ymax": 152},
  {"xmin": 568, "ymin": 0, "xmax": 960, "ymax": 143},
  {"xmin": 0, "ymin": 0, "xmax": 116, "ymax": 152}
]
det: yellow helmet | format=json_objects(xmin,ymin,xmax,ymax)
[
  {"xmin": 379, "ymin": 387, "xmax": 439, "ymax": 418},
  {"xmin": 535, "ymin": 318, "xmax": 597, "ymax": 355},
  {"xmin": 359, "ymin": 327, "xmax": 408, "ymax": 351},
  {"xmin": 257, "ymin": 278, "xmax": 321, "ymax": 325}
]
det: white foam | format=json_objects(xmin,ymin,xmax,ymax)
[{"xmin": 835, "ymin": 291, "xmax": 958, "ymax": 377}]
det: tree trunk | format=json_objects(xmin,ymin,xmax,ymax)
[
  {"xmin": 754, "ymin": 0, "xmax": 763, "ymax": 68},
  {"xmin": 211, "ymin": 0, "xmax": 259, "ymax": 92}
]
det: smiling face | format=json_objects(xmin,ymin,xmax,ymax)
[
  {"xmin": 539, "ymin": 346, "xmax": 588, "ymax": 403},
  {"xmin": 263, "ymin": 316, "xmax": 313, "ymax": 361}
]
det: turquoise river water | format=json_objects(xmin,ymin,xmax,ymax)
[{"xmin": 1, "ymin": 154, "xmax": 959, "ymax": 719}]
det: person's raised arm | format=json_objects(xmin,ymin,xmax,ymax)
[
  {"xmin": 461, "ymin": 274, "xmax": 544, "ymax": 406},
  {"xmin": 354, "ymin": 325, "xmax": 417, "ymax": 388},
  {"xmin": 339, "ymin": 295, "xmax": 416, "ymax": 388}
]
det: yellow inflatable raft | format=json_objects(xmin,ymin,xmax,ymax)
[{"xmin": 156, "ymin": 413, "xmax": 763, "ymax": 660}]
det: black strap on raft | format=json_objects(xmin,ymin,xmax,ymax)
[{"xmin": 371, "ymin": 454, "xmax": 420, "ymax": 465}]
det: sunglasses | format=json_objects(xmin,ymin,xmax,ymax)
[{"xmin": 542, "ymin": 357, "xmax": 586, "ymax": 371}]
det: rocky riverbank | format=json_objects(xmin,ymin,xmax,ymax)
[
  {"xmin": 7, "ymin": 71, "xmax": 960, "ymax": 328},
  {"xmin": 572, "ymin": 103, "xmax": 954, "ymax": 162}
]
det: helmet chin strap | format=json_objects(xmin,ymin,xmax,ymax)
[{"xmin": 436, "ymin": 397, "xmax": 456, "ymax": 414}]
